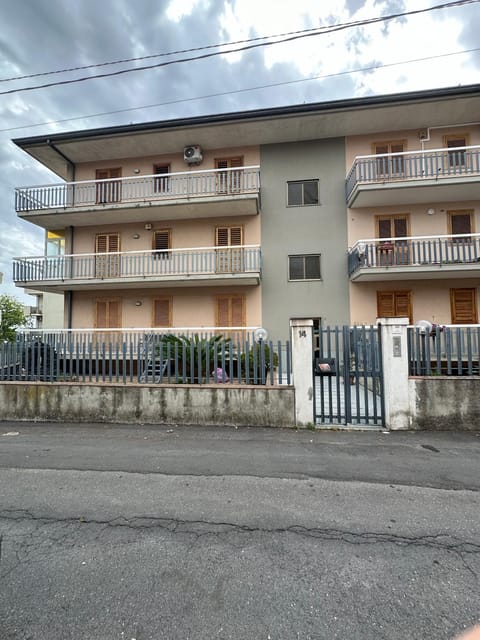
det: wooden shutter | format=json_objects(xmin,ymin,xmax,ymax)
[
  {"xmin": 450, "ymin": 289, "xmax": 477, "ymax": 324},
  {"xmin": 215, "ymin": 296, "xmax": 245, "ymax": 327},
  {"xmin": 95, "ymin": 299, "xmax": 121, "ymax": 328},
  {"xmin": 449, "ymin": 211, "xmax": 472, "ymax": 237},
  {"xmin": 95, "ymin": 234, "xmax": 120, "ymax": 277},
  {"xmin": 377, "ymin": 291, "xmax": 412, "ymax": 322},
  {"xmin": 153, "ymin": 298, "xmax": 172, "ymax": 327},
  {"xmin": 378, "ymin": 219, "xmax": 392, "ymax": 239},
  {"xmin": 215, "ymin": 227, "xmax": 243, "ymax": 272}
]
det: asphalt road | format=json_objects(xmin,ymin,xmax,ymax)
[{"xmin": 0, "ymin": 422, "xmax": 479, "ymax": 640}]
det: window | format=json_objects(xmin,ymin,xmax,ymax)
[
  {"xmin": 376, "ymin": 215, "xmax": 409, "ymax": 265},
  {"xmin": 152, "ymin": 298, "xmax": 172, "ymax": 327},
  {"xmin": 288, "ymin": 254, "xmax": 321, "ymax": 280},
  {"xmin": 153, "ymin": 164, "xmax": 170, "ymax": 192},
  {"xmin": 377, "ymin": 290, "xmax": 412, "ymax": 323},
  {"xmin": 287, "ymin": 180, "xmax": 319, "ymax": 206},
  {"xmin": 215, "ymin": 157, "xmax": 243, "ymax": 193},
  {"xmin": 95, "ymin": 298, "xmax": 121, "ymax": 328},
  {"xmin": 46, "ymin": 230, "xmax": 65, "ymax": 256},
  {"xmin": 215, "ymin": 295, "xmax": 245, "ymax": 327},
  {"xmin": 95, "ymin": 168, "xmax": 122, "ymax": 203},
  {"xmin": 450, "ymin": 288, "xmax": 477, "ymax": 324},
  {"xmin": 373, "ymin": 141, "xmax": 405, "ymax": 176},
  {"xmin": 448, "ymin": 210, "xmax": 473, "ymax": 241},
  {"xmin": 444, "ymin": 134, "xmax": 468, "ymax": 169},
  {"xmin": 215, "ymin": 226, "xmax": 243, "ymax": 273},
  {"xmin": 153, "ymin": 229, "xmax": 171, "ymax": 259},
  {"xmin": 95, "ymin": 233, "xmax": 120, "ymax": 278}
]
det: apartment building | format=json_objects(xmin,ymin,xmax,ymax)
[{"xmin": 11, "ymin": 83, "xmax": 480, "ymax": 339}]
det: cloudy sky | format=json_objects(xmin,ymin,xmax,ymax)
[{"xmin": 0, "ymin": 0, "xmax": 479, "ymax": 302}]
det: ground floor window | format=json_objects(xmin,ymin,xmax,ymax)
[
  {"xmin": 450, "ymin": 288, "xmax": 477, "ymax": 324},
  {"xmin": 215, "ymin": 295, "xmax": 246, "ymax": 327},
  {"xmin": 377, "ymin": 290, "xmax": 412, "ymax": 323}
]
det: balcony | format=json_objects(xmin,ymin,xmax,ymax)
[
  {"xmin": 15, "ymin": 166, "xmax": 260, "ymax": 227},
  {"xmin": 346, "ymin": 146, "xmax": 480, "ymax": 208},
  {"xmin": 348, "ymin": 233, "xmax": 480, "ymax": 282},
  {"xmin": 13, "ymin": 245, "xmax": 262, "ymax": 292}
]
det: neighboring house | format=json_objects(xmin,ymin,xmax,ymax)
[
  {"xmin": 11, "ymin": 83, "xmax": 480, "ymax": 340},
  {"xmin": 24, "ymin": 289, "xmax": 64, "ymax": 329}
]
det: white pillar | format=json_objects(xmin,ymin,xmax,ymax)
[
  {"xmin": 378, "ymin": 317, "xmax": 410, "ymax": 430},
  {"xmin": 290, "ymin": 318, "xmax": 314, "ymax": 426}
]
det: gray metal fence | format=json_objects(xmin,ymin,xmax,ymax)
[
  {"xmin": 408, "ymin": 325, "xmax": 480, "ymax": 376},
  {"xmin": 1, "ymin": 331, "xmax": 291, "ymax": 386}
]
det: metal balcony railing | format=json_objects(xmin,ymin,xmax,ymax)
[
  {"xmin": 15, "ymin": 166, "xmax": 261, "ymax": 212},
  {"xmin": 348, "ymin": 233, "xmax": 480, "ymax": 276},
  {"xmin": 13, "ymin": 245, "xmax": 262, "ymax": 284},
  {"xmin": 346, "ymin": 146, "xmax": 480, "ymax": 202}
]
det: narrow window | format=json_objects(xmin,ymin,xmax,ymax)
[
  {"xmin": 373, "ymin": 141, "xmax": 405, "ymax": 176},
  {"xmin": 95, "ymin": 168, "xmax": 122, "ymax": 203},
  {"xmin": 450, "ymin": 288, "xmax": 477, "ymax": 324},
  {"xmin": 153, "ymin": 164, "xmax": 170, "ymax": 193},
  {"xmin": 288, "ymin": 254, "xmax": 321, "ymax": 280},
  {"xmin": 152, "ymin": 298, "xmax": 172, "ymax": 327},
  {"xmin": 215, "ymin": 295, "xmax": 246, "ymax": 327},
  {"xmin": 448, "ymin": 210, "xmax": 473, "ymax": 242},
  {"xmin": 444, "ymin": 135, "xmax": 468, "ymax": 168},
  {"xmin": 215, "ymin": 157, "xmax": 244, "ymax": 193},
  {"xmin": 377, "ymin": 290, "xmax": 412, "ymax": 323},
  {"xmin": 287, "ymin": 180, "xmax": 319, "ymax": 206},
  {"xmin": 153, "ymin": 229, "xmax": 171, "ymax": 259}
]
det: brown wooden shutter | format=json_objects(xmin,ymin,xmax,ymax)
[
  {"xmin": 394, "ymin": 218, "xmax": 408, "ymax": 238},
  {"xmin": 378, "ymin": 219, "xmax": 392, "ymax": 239},
  {"xmin": 450, "ymin": 289, "xmax": 477, "ymax": 324},
  {"xmin": 450, "ymin": 213, "xmax": 472, "ymax": 235},
  {"xmin": 215, "ymin": 227, "xmax": 229, "ymax": 247},
  {"xmin": 216, "ymin": 297, "xmax": 230, "ymax": 326},
  {"xmin": 95, "ymin": 299, "xmax": 121, "ymax": 328},
  {"xmin": 230, "ymin": 227, "xmax": 242, "ymax": 246},
  {"xmin": 377, "ymin": 291, "xmax": 412, "ymax": 322},
  {"xmin": 231, "ymin": 297, "xmax": 245, "ymax": 326},
  {"xmin": 153, "ymin": 299, "xmax": 171, "ymax": 327},
  {"xmin": 377, "ymin": 292, "xmax": 395, "ymax": 317},
  {"xmin": 391, "ymin": 143, "xmax": 404, "ymax": 154}
]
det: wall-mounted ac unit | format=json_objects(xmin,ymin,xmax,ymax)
[{"xmin": 183, "ymin": 145, "xmax": 203, "ymax": 164}]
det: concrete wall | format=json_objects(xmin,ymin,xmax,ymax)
[
  {"xmin": 260, "ymin": 138, "xmax": 349, "ymax": 341},
  {"xmin": 409, "ymin": 377, "xmax": 480, "ymax": 431},
  {"xmin": 0, "ymin": 383, "xmax": 295, "ymax": 428}
]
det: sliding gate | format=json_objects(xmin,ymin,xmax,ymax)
[{"xmin": 314, "ymin": 325, "xmax": 384, "ymax": 427}]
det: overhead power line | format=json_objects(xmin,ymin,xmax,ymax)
[
  {"xmin": 1, "ymin": 47, "xmax": 477, "ymax": 134},
  {"xmin": 0, "ymin": 0, "xmax": 477, "ymax": 97}
]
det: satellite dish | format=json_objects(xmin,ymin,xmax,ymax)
[
  {"xmin": 415, "ymin": 320, "xmax": 432, "ymax": 335},
  {"xmin": 253, "ymin": 327, "xmax": 269, "ymax": 343}
]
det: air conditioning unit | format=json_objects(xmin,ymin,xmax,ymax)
[{"xmin": 183, "ymin": 145, "xmax": 203, "ymax": 164}]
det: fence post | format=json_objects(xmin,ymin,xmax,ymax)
[
  {"xmin": 290, "ymin": 318, "xmax": 314, "ymax": 426},
  {"xmin": 378, "ymin": 317, "xmax": 410, "ymax": 430}
]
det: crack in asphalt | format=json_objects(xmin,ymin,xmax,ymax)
[{"xmin": 1, "ymin": 507, "xmax": 479, "ymax": 554}]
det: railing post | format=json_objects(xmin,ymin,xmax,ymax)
[
  {"xmin": 378, "ymin": 316, "xmax": 410, "ymax": 430},
  {"xmin": 290, "ymin": 318, "xmax": 314, "ymax": 426}
]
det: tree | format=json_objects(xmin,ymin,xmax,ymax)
[{"xmin": 0, "ymin": 295, "xmax": 27, "ymax": 342}]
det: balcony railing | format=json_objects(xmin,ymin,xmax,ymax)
[
  {"xmin": 346, "ymin": 146, "xmax": 480, "ymax": 202},
  {"xmin": 13, "ymin": 245, "xmax": 261, "ymax": 284},
  {"xmin": 15, "ymin": 166, "xmax": 260, "ymax": 212},
  {"xmin": 348, "ymin": 233, "xmax": 480, "ymax": 277}
]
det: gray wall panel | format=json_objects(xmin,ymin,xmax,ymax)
[{"xmin": 260, "ymin": 138, "xmax": 349, "ymax": 340}]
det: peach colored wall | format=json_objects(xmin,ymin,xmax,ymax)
[
  {"xmin": 349, "ymin": 201, "xmax": 480, "ymax": 246},
  {"xmin": 71, "ymin": 286, "xmax": 262, "ymax": 329},
  {"xmin": 350, "ymin": 280, "xmax": 480, "ymax": 326},
  {"xmin": 70, "ymin": 216, "xmax": 260, "ymax": 255},
  {"xmin": 74, "ymin": 146, "xmax": 260, "ymax": 182},
  {"xmin": 345, "ymin": 125, "xmax": 480, "ymax": 167}
]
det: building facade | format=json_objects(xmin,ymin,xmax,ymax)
[{"xmin": 12, "ymin": 84, "xmax": 480, "ymax": 339}]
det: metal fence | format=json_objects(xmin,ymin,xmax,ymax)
[
  {"xmin": 408, "ymin": 325, "xmax": 480, "ymax": 376},
  {"xmin": 1, "ymin": 330, "xmax": 291, "ymax": 386}
]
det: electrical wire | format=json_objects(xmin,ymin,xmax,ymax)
[
  {"xmin": 1, "ymin": 47, "xmax": 477, "ymax": 134},
  {"xmin": 0, "ymin": 0, "xmax": 477, "ymax": 96}
]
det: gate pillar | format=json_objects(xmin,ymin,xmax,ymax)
[
  {"xmin": 378, "ymin": 317, "xmax": 410, "ymax": 430},
  {"xmin": 290, "ymin": 318, "xmax": 314, "ymax": 426}
]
